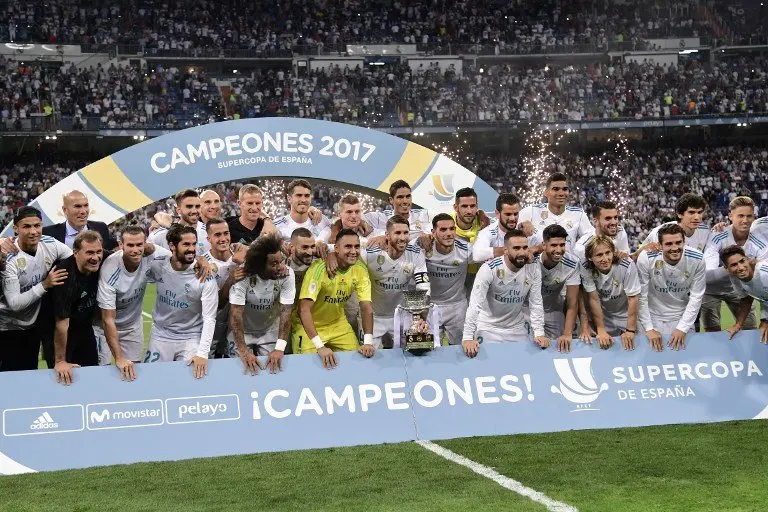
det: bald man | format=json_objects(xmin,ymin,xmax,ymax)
[
  {"xmin": 200, "ymin": 190, "xmax": 223, "ymax": 225},
  {"xmin": 43, "ymin": 190, "xmax": 116, "ymax": 250}
]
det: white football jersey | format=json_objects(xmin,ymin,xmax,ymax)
[
  {"xmin": 536, "ymin": 253, "xmax": 581, "ymax": 312},
  {"xmin": 518, "ymin": 203, "xmax": 592, "ymax": 247},
  {"xmin": 228, "ymin": 268, "xmax": 295, "ymax": 335},
  {"xmin": 149, "ymin": 260, "xmax": 219, "ymax": 354},
  {"xmin": 203, "ymin": 251, "xmax": 237, "ymax": 291},
  {"xmin": 572, "ymin": 227, "xmax": 631, "ymax": 262},
  {"xmin": 463, "ymin": 257, "xmax": 545, "ymax": 340},
  {"xmin": 97, "ymin": 247, "xmax": 171, "ymax": 329},
  {"xmin": 147, "ymin": 221, "xmax": 208, "ymax": 256},
  {"xmin": 471, "ymin": 221, "xmax": 538, "ymax": 263},
  {"xmin": 704, "ymin": 228, "xmax": 768, "ymax": 296},
  {"xmin": 364, "ymin": 209, "xmax": 431, "ymax": 240},
  {"xmin": 425, "ymin": 239, "xmax": 470, "ymax": 305},
  {"xmin": 643, "ymin": 222, "xmax": 711, "ymax": 252},
  {"xmin": 636, "ymin": 248, "xmax": 706, "ymax": 332},
  {"xmin": 360, "ymin": 241, "xmax": 430, "ymax": 317},
  {"xmin": 0, "ymin": 236, "xmax": 72, "ymax": 330},
  {"xmin": 730, "ymin": 260, "xmax": 768, "ymax": 321},
  {"xmin": 580, "ymin": 258, "xmax": 642, "ymax": 325},
  {"xmin": 273, "ymin": 214, "xmax": 331, "ymax": 242}
]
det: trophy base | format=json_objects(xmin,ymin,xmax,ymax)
[{"xmin": 404, "ymin": 335, "xmax": 434, "ymax": 355}]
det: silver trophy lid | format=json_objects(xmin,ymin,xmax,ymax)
[{"xmin": 402, "ymin": 289, "xmax": 430, "ymax": 312}]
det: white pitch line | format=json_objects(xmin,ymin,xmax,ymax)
[{"xmin": 416, "ymin": 440, "xmax": 578, "ymax": 512}]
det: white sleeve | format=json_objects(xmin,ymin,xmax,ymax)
[
  {"xmin": 518, "ymin": 205, "xmax": 533, "ymax": 225},
  {"xmin": 616, "ymin": 229, "xmax": 630, "ymax": 253},
  {"xmin": 635, "ymin": 254, "xmax": 654, "ymax": 331},
  {"xmin": 677, "ymin": 260, "xmax": 707, "ymax": 333},
  {"xmin": 642, "ymin": 229, "xmax": 658, "ymax": 246},
  {"xmin": 623, "ymin": 262, "xmax": 641, "ymax": 297},
  {"xmin": 703, "ymin": 240, "xmax": 729, "ymax": 284},
  {"xmin": 528, "ymin": 232, "xmax": 543, "ymax": 248},
  {"xmin": 471, "ymin": 227, "xmax": 493, "ymax": 263},
  {"xmin": 412, "ymin": 246, "xmax": 431, "ymax": 293},
  {"xmin": 729, "ymin": 276, "xmax": 748, "ymax": 299},
  {"xmin": 56, "ymin": 240, "xmax": 73, "ymax": 260},
  {"xmin": 577, "ymin": 211, "xmax": 593, "ymax": 240},
  {"xmin": 228, "ymin": 279, "xmax": 247, "ymax": 306},
  {"xmin": 150, "ymin": 246, "xmax": 171, "ymax": 259},
  {"xmin": 97, "ymin": 262, "xmax": 118, "ymax": 310},
  {"xmin": 196, "ymin": 278, "xmax": 220, "ymax": 358},
  {"xmin": 527, "ymin": 265, "xmax": 546, "ymax": 337},
  {"xmin": 147, "ymin": 229, "xmax": 170, "ymax": 250},
  {"xmin": 280, "ymin": 269, "xmax": 296, "ymax": 305},
  {"xmin": 566, "ymin": 262, "xmax": 581, "ymax": 286},
  {"xmin": 317, "ymin": 226, "xmax": 331, "ymax": 244},
  {"xmin": 319, "ymin": 215, "xmax": 333, "ymax": 231},
  {"xmin": 462, "ymin": 263, "xmax": 492, "ymax": 341},
  {"xmin": 2, "ymin": 259, "xmax": 46, "ymax": 311},
  {"xmin": 363, "ymin": 211, "xmax": 387, "ymax": 232},
  {"xmin": 579, "ymin": 265, "xmax": 597, "ymax": 293}
]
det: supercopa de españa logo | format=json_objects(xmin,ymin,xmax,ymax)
[
  {"xmin": 429, "ymin": 174, "xmax": 455, "ymax": 202},
  {"xmin": 551, "ymin": 357, "xmax": 609, "ymax": 412}
]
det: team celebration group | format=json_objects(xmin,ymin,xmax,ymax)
[{"xmin": 1, "ymin": 174, "xmax": 767, "ymax": 384}]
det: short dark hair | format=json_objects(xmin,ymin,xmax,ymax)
[
  {"xmin": 244, "ymin": 234, "xmax": 282, "ymax": 276},
  {"xmin": 286, "ymin": 179, "xmax": 312, "ymax": 196},
  {"xmin": 13, "ymin": 206, "xmax": 42, "ymax": 225},
  {"xmin": 166, "ymin": 224, "xmax": 197, "ymax": 247},
  {"xmin": 675, "ymin": 193, "xmax": 707, "ymax": 215},
  {"xmin": 389, "ymin": 180, "xmax": 411, "ymax": 198},
  {"xmin": 543, "ymin": 224, "xmax": 568, "ymax": 241},
  {"xmin": 73, "ymin": 230, "xmax": 103, "ymax": 251},
  {"xmin": 386, "ymin": 214, "xmax": 410, "ymax": 231},
  {"xmin": 657, "ymin": 223, "xmax": 686, "ymax": 244},
  {"xmin": 496, "ymin": 193, "xmax": 520, "ymax": 212},
  {"xmin": 720, "ymin": 244, "xmax": 746, "ymax": 265},
  {"xmin": 454, "ymin": 187, "xmax": 477, "ymax": 203},
  {"xmin": 205, "ymin": 218, "xmax": 227, "ymax": 232},
  {"xmin": 120, "ymin": 225, "xmax": 146, "ymax": 240},
  {"xmin": 174, "ymin": 188, "xmax": 199, "ymax": 204},
  {"xmin": 432, "ymin": 213, "xmax": 454, "ymax": 228},
  {"xmin": 592, "ymin": 201, "xmax": 618, "ymax": 219},
  {"xmin": 546, "ymin": 173, "xmax": 568, "ymax": 187},
  {"xmin": 336, "ymin": 228, "xmax": 360, "ymax": 243},
  {"xmin": 503, "ymin": 228, "xmax": 527, "ymax": 242},
  {"xmin": 290, "ymin": 227, "xmax": 313, "ymax": 242}
]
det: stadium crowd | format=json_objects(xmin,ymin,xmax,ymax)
[
  {"xmin": 1, "ymin": 0, "xmax": 718, "ymax": 53},
  {"xmin": 5, "ymin": 55, "xmax": 768, "ymax": 130}
]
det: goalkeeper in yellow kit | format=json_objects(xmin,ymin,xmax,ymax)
[{"xmin": 294, "ymin": 228, "xmax": 375, "ymax": 368}]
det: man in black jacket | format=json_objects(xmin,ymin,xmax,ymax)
[{"xmin": 42, "ymin": 190, "xmax": 116, "ymax": 250}]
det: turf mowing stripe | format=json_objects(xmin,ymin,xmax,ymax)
[
  {"xmin": 142, "ymin": 312, "xmax": 152, "ymax": 319},
  {"xmin": 416, "ymin": 440, "xmax": 578, "ymax": 512}
]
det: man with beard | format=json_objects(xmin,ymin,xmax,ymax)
[
  {"xmin": 274, "ymin": 179, "xmax": 332, "ymax": 241},
  {"xmin": 462, "ymin": 229, "xmax": 549, "ymax": 358},
  {"xmin": 360, "ymin": 215, "xmax": 430, "ymax": 349},
  {"xmin": 228, "ymin": 235, "xmax": 294, "ymax": 375},
  {"xmin": 364, "ymin": 180, "xmax": 431, "ymax": 240},
  {"xmin": 702, "ymin": 196, "xmax": 767, "ymax": 332},
  {"xmin": 50, "ymin": 231, "xmax": 105, "ymax": 385},
  {"xmin": 96, "ymin": 225, "xmax": 171, "ymax": 378},
  {"xmin": 227, "ymin": 184, "xmax": 278, "ymax": 244},
  {"xmin": 637, "ymin": 223, "xmax": 706, "ymax": 351},
  {"xmin": 472, "ymin": 193, "xmax": 531, "ymax": 262},
  {"xmin": 146, "ymin": 225, "xmax": 218, "ymax": 379},
  {"xmin": 425, "ymin": 214, "xmax": 470, "ymax": 346},
  {"xmin": 580, "ymin": 236, "xmax": 642, "ymax": 351},
  {"xmin": 148, "ymin": 189, "xmax": 208, "ymax": 255},
  {"xmin": 572, "ymin": 201, "xmax": 631, "ymax": 262},
  {"xmin": 518, "ymin": 173, "xmax": 592, "ymax": 249},
  {"xmin": 295, "ymin": 229, "xmax": 375, "ymax": 369},
  {"xmin": 719, "ymin": 245, "xmax": 768, "ymax": 343},
  {"xmin": 533, "ymin": 225, "xmax": 581, "ymax": 352},
  {"xmin": 0, "ymin": 206, "xmax": 70, "ymax": 372}
]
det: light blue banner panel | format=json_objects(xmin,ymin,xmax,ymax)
[
  {"xmin": 1, "ymin": 119, "xmax": 498, "ymax": 236},
  {"xmin": 1, "ymin": 331, "xmax": 767, "ymax": 474}
]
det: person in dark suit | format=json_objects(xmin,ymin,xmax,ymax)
[
  {"xmin": 39, "ymin": 190, "xmax": 117, "ymax": 367},
  {"xmin": 42, "ymin": 190, "xmax": 117, "ymax": 251}
]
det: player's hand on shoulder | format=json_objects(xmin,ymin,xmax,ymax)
[
  {"xmin": 325, "ymin": 252, "xmax": 339, "ymax": 278},
  {"xmin": 518, "ymin": 221, "xmax": 534, "ymax": 237},
  {"xmin": 43, "ymin": 265, "xmax": 68, "ymax": 289},
  {"xmin": 477, "ymin": 209, "xmax": 491, "ymax": 229},
  {"xmin": 366, "ymin": 235, "xmax": 387, "ymax": 249},
  {"xmin": 194, "ymin": 256, "xmax": 213, "ymax": 282}
]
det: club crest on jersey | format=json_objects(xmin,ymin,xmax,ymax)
[
  {"xmin": 524, "ymin": 277, "xmax": 531, "ymax": 286},
  {"xmin": 683, "ymin": 271, "xmax": 691, "ymax": 280},
  {"xmin": 612, "ymin": 278, "xmax": 620, "ymax": 287},
  {"xmin": 309, "ymin": 281, "xmax": 317, "ymax": 294},
  {"xmin": 566, "ymin": 221, "xmax": 574, "ymax": 229},
  {"xmin": 16, "ymin": 257, "xmax": 26, "ymax": 271},
  {"xmin": 184, "ymin": 283, "xmax": 191, "ymax": 294},
  {"xmin": 377, "ymin": 254, "xmax": 385, "ymax": 265},
  {"xmin": 210, "ymin": 263, "xmax": 218, "ymax": 274},
  {"xmin": 496, "ymin": 268, "xmax": 505, "ymax": 280},
  {"xmin": 453, "ymin": 259, "xmax": 460, "ymax": 266},
  {"xmin": 655, "ymin": 261, "xmax": 664, "ymax": 270},
  {"xmin": 45, "ymin": 257, "xmax": 52, "ymax": 268},
  {"xmin": 403, "ymin": 263, "xmax": 413, "ymax": 274},
  {"xmin": 541, "ymin": 211, "xmax": 548, "ymax": 220},
  {"xmin": 553, "ymin": 277, "xmax": 561, "ymax": 284},
  {"xmin": 414, "ymin": 221, "xmax": 422, "ymax": 231},
  {"xmin": 250, "ymin": 276, "xmax": 258, "ymax": 287}
]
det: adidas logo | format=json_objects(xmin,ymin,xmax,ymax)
[{"xmin": 30, "ymin": 411, "xmax": 59, "ymax": 430}]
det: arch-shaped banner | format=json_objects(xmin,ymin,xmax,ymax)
[{"xmin": 3, "ymin": 119, "xmax": 497, "ymax": 235}]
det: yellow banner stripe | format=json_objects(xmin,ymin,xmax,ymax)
[
  {"xmin": 378, "ymin": 142, "xmax": 437, "ymax": 193},
  {"xmin": 79, "ymin": 157, "xmax": 152, "ymax": 213}
]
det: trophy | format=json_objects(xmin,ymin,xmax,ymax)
[{"xmin": 399, "ymin": 289, "xmax": 436, "ymax": 355}]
